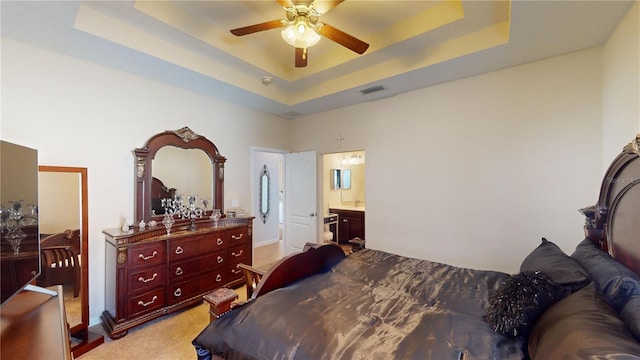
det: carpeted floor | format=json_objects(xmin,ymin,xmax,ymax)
[{"xmin": 78, "ymin": 286, "xmax": 247, "ymax": 360}]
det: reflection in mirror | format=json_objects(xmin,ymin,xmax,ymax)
[
  {"xmin": 152, "ymin": 146, "xmax": 212, "ymax": 216},
  {"xmin": 340, "ymin": 164, "xmax": 364, "ymax": 204},
  {"xmin": 331, "ymin": 169, "xmax": 341, "ymax": 190},
  {"xmin": 341, "ymin": 169, "xmax": 351, "ymax": 190},
  {"xmin": 259, "ymin": 165, "xmax": 270, "ymax": 224},
  {"xmin": 330, "ymin": 169, "xmax": 351, "ymax": 190},
  {"xmin": 38, "ymin": 171, "xmax": 82, "ymax": 329},
  {"xmin": 37, "ymin": 166, "xmax": 104, "ymax": 355},
  {"xmin": 0, "ymin": 141, "xmax": 39, "ymax": 305}
]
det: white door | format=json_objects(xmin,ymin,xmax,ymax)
[{"xmin": 285, "ymin": 151, "xmax": 317, "ymax": 255}]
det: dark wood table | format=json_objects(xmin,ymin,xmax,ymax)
[{"xmin": 1, "ymin": 285, "xmax": 72, "ymax": 360}]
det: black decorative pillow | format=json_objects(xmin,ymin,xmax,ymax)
[
  {"xmin": 520, "ymin": 238, "xmax": 590, "ymax": 294},
  {"xmin": 486, "ymin": 271, "xmax": 559, "ymax": 338},
  {"xmin": 572, "ymin": 238, "xmax": 640, "ymax": 312},
  {"xmin": 528, "ymin": 283, "xmax": 640, "ymax": 359}
]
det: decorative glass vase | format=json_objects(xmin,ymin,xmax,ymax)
[
  {"xmin": 162, "ymin": 213, "xmax": 175, "ymax": 235},
  {"xmin": 210, "ymin": 209, "xmax": 221, "ymax": 227},
  {"xmin": 6, "ymin": 227, "xmax": 26, "ymax": 254}
]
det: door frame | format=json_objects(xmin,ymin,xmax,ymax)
[{"xmin": 250, "ymin": 147, "xmax": 287, "ymax": 262}]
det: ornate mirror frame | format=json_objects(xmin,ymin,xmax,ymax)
[
  {"xmin": 259, "ymin": 164, "xmax": 270, "ymax": 224},
  {"xmin": 134, "ymin": 127, "xmax": 226, "ymax": 223}
]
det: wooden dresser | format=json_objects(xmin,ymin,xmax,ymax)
[{"xmin": 101, "ymin": 217, "xmax": 253, "ymax": 339}]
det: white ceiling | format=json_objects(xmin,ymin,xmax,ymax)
[{"xmin": 1, "ymin": 1, "xmax": 634, "ymax": 119}]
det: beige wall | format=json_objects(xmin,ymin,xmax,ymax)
[
  {"xmin": 602, "ymin": 1, "xmax": 640, "ymax": 168},
  {"xmin": 292, "ymin": 47, "xmax": 604, "ymax": 272}
]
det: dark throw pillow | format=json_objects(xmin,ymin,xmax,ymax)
[
  {"xmin": 572, "ymin": 238, "xmax": 640, "ymax": 312},
  {"xmin": 520, "ymin": 237, "xmax": 590, "ymax": 294},
  {"xmin": 486, "ymin": 271, "xmax": 559, "ymax": 338},
  {"xmin": 528, "ymin": 283, "xmax": 640, "ymax": 359}
]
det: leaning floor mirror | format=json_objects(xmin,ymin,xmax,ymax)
[{"xmin": 37, "ymin": 166, "xmax": 103, "ymax": 357}]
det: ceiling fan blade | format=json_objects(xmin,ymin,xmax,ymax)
[
  {"xmin": 318, "ymin": 23, "xmax": 369, "ymax": 54},
  {"xmin": 295, "ymin": 47, "xmax": 308, "ymax": 67},
  {"xmin": 230, "ymin": 20, "xmax": 285, "ymax": 36},
  {"xmin": 313, "ymin": 0, "xmax": 344, "ymax": 14},
  {"xmin": 276, "ymin": 0, "xmax": 293, "ymax": 8}
]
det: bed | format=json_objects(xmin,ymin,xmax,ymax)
[{"xmin": 193, "ymin": 134, "xmax": 640, "ymax": 359}]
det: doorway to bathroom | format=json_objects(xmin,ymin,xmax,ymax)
[{"xmin": 322, "ymin": 150, "xmax": 366, "ymax": 245}]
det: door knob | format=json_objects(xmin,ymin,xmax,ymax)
[{"xmin": 309, "ymin": 212, "xmax": 317, "ymax": 217}]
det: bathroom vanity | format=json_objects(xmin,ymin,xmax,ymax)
[{"xmin": 328, "ymin": 208, "xmax": 365, "ymax": 243}]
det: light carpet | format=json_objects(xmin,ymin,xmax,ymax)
[{"xmin": 79, "ymin": 286, "xmax": 247, "ymax": 360}]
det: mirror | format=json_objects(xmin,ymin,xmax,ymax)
[
  {"xmin": 330, "ymin": 168, "xmax": 351, "ymax": 190},
  {"xmin": 259, "ymin": 165, "xmax": 270, "ymax": 224},
  {"xmin": 37, "ymin": 166, "xmax": 103, "ymax": 355},
  {"xmin": 152, "ymin": 147, "xmax": 212, "ymax": 215},
  {"xmin": 134, "ymin": 127, "xmax": 226, "ymax": 223}
]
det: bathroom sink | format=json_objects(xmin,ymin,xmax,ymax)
[{"xmin": 329, "ymin": 205, "xmax": 365, "ymax": 212}]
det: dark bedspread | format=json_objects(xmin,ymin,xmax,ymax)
[{"xmin": 194, "ymin": 249, "xmax": 527, "ymax": 359}]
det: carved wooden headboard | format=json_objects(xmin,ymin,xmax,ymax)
[{"xmin": 585, "ymin": 134, "xmax": 640, "ymax": 274}]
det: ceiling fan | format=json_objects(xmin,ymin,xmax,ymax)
[{"xmin": 230, "ymin": 0, "xmax": 369, "ymax": 67}]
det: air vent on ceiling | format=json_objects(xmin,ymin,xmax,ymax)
[
  {"xmin": 360, "ymin": 85, "xmax": 386, "ymax": 95},
  {"xmin": 281, "ymin": 111, "xmax": 303, "ymax": 119}
]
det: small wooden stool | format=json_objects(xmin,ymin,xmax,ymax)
[{"xmin": 203, "ymin": 288, "xmax": 238, "ymax": 321}]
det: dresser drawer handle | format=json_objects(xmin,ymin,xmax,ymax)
[
  {"xmin": 232, "ymin": 268, "xmax": 241, "ymax": 275},
  {"xmin": 138, "ymin": 251, "xmax": 158, "ymax": 261},
  {"xmin": 216, "ymin": 274, "xmax": 222, "ymax": 282},
  {"xmin": 175, "ymin": 246, "xmax": 184, "ymax": 255},
  {"xmin": 174, "ymin": 288, "xmax": 182, "ymax": 297},
  {"xmin": 231, "ymin": 234, "xmax": 243, "ymax": 240},
  {"xmin": 232, "ymin": 250, "xmax": 243, "ymax": 257},
  {"xmin": 175, "ymin": 267, "xmax": 184, "ymax": 276},
  {"xmin": 138, "ymin": 295, "xmax": 158, "ymax": 307},
  {"xmin": 216, "ymin": 238, "xmax": 223, "ymax": 246},
  {"xmin": 137, "ymin": 273, "xmax": 158, "ymax": 283},
  {"xmin": 217, "ymin": 256, "xmax": 224, "ymax": 264}
]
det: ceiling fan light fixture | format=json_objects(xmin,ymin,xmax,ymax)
[{"xmin": 281, "ymin": 17, "xmax": 320, "ymax": 48}]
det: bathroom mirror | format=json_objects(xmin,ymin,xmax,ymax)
[
  {"xmin": 134, "ymin": 127, "xmax": 226, "ymax": 223},
  {"xmin": 259, "ymin": 165, "xmax": 270, "ymax": 224},
  {"xmin": 330, "ymin": 169, "xmax": 351, "ymax": 190},
  {"xmin": 38, "ymin": 166, "xmax": 103, "ymax": 356}
]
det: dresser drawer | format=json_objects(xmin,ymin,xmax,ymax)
[
  {"xmin": 128, "ymin": 242, "xmax": 166, "ymax": 269},
  {"xmin": 128, "ymin": 265, "xmax": 166, "ymax": 293},
  {"xmin": 128, "ymin": 287, "xmax": 165, "ymax": 318},
  {"xmin": 169, "ymin": 250, "xmax": 225, "ymax": 282},
  {"xmin": 168, "ymin": 271, "xmax": 226, "ymax": 305},
  {"xmin": 227, "ymin": 227, "xmax": 248, "ymax": 246},
  {"xmin": 169, "ymin": 231, "xmax": 225, "ymax": 261},
  {"xmin": 227, "ymin": 244, "xmax": 249, "ymax": 263},
  {"xmin": 227, "ymin": 243, "xmax": 250, "ymax": 282}
]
